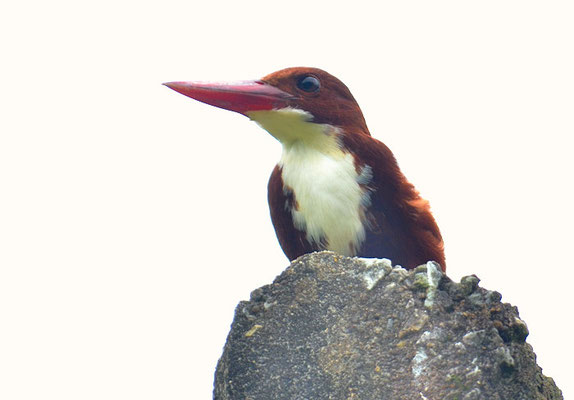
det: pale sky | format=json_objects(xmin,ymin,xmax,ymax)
[{"xmin": 1, "ymin": 1, "xmax": 573, "ymax": 399}]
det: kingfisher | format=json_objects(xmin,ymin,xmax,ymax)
[{"xmin": 164, "ymin": 67, "xmax": 445, "ymax": 271}]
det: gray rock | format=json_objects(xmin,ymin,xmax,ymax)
[{"xmin": 214, "ymin": 252, "xmax": 562, "ymax": 400}]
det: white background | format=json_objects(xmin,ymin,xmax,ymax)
[{"xmin": 1, "ymin": 1, "xmax": 573, "ymax": 398}]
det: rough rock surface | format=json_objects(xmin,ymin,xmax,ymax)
[{"xmin": 214, "ymin": 252, "xmax": 562, "ymax": 400}]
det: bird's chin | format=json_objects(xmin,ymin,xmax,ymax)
[{"xmin": 247, "ymin": 108, "xmax": 344, "ymax": 156}]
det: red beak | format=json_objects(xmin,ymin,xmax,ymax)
[{"xmin": 163, "ymin": 80, "xmax": 295, "ymax": 115}]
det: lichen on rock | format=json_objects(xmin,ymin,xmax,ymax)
[{"xmin": 214, "ymin": 252, "xmax": 562, "ymax": 400}]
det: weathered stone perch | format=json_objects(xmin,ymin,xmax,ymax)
[{"xmin": 214, "ymin": 252, "xmax": 562, "ymax": 400}]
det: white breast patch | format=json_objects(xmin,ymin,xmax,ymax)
[
  {"xmin": 280, "ymin": 142, "xmax": 369, "ymax": 256},
  {"xmin": 246, "ymin": 107, "xmax": 373, "ymax": 256}
]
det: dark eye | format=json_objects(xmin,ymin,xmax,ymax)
[{"xmin": 296, "ymin": 75, "xmax": 321, "ymax": 93}]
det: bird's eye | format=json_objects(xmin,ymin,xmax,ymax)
[{"xmin": 296, "ymin": 75, "xmax": 321, "ymax": 93}]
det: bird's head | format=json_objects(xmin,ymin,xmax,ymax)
[{"xmin": 164, "ymin": 67, "xmax": 369, "ymax": 150}]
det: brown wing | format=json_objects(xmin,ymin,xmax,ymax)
[
  {"xmin": 342, "ymin": 133, "xmax": 446, "ymax": 271},
  {"xmin": 359, "ymin": 185, "xmax": 445, "ymax": 270}
]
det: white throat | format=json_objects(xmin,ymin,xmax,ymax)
[{"xmin": 247, "ymin": 107, "xmax": 372, "ymax": 256}]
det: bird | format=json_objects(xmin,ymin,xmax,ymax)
[{"xmin": 164, "ymin": 67, "xmax": 445, "ymax": 271}]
